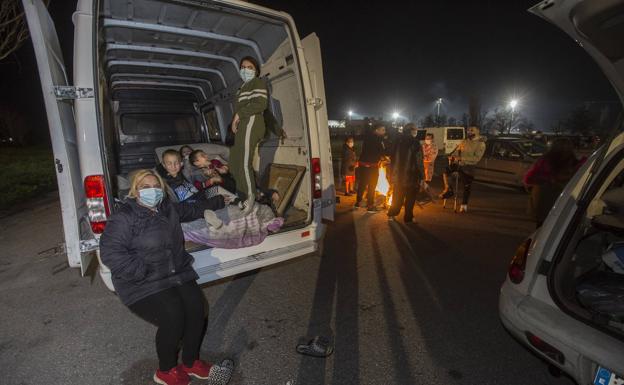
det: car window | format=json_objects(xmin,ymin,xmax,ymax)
[
  {"xmin": 515, "ymin": 140, "xmax": 546, "ymax": 157},
  {"xmin": 491, "ymin": 142, "xmax": 522, "ymax": 160},
  {"xmin": 446, "ymin": 128, "xmax": 464, "ymax": 140},
  {"xmin": 203, "ymin": 109, "xmax": 221, "ymax": 143}
]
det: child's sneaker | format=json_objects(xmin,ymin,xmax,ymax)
[
  {"xmin": 180, "ymin": 360, "xmax": 212, "ymax": 379},
  {"xmin": 153, "ymin": 366, "xmax": 190, "ymax": 385}
]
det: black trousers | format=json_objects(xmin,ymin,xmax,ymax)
[
  {"xmin": 445, "ymin": 164, "xmax": 475, "ymax": 205},
  {"xmin": 129, "ymin": 281, "xmax": 207, "ymax": 371},
  {"xmin": 356, "ymin": 166, "xmax": 379, "ymax": 208},
  {"xmin": 387, "ymin": 185, "xmax": 418, "ymax": 221}
]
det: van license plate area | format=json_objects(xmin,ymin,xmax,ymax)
[{"xmin": 594, "ymin": 366, "xmax": 623, "ymax": 385}]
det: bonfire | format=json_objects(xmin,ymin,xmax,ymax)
[{"xmin": 375, "ymin": 165, "xmax": 393, "ymax": 207}]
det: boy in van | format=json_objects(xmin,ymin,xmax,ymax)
[{"xmin": 156, "ymin": 149, "xmax": 203, "ymax": 203}]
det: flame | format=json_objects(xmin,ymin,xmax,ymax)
[{"xmin": 376, "ymin": 166, "xmax": 393, "ymax": 206}]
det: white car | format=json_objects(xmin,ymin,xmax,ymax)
[
  {"xmin": 23, "ymin": 0, "xmax": 335, "ymax": 290},
  {"xmin": 499, "ymin": 1, "xmax": 624, "ymax": 384}
]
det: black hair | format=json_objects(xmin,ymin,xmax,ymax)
[
  {"xmin": 240, "ymin": 56, "xmax": 261, "ymax": 77},
  {"xmin": 179, "ymin": 145, "xmax": 193, "ymax": 155}
]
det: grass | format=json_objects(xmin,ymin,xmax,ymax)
[{"xmin": 0, "ymin": 146, "xmax": 56, "ymax": 210}]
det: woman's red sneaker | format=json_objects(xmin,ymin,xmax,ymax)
[
  {"xmin": 180, "ymin": 360, "xmax": 212, "ymax": 379},
  {"xmin": 153, "ymin": 366, "xmax": 190, "ymax": 385}
]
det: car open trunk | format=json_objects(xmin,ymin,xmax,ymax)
[{"xmin": 96, "ymin": 0, "xmax": 314, "ymax": 233}]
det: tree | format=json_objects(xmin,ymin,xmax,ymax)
[
  {"xmin": 468, "ymin": 95, "xmax": 485, "ymax": 128},
  {"xmin": 422, "ymin": 114, "xmax": 436, "ymax": 127},
  {"xmin": 447, "ymin": 116, "xmax": 458, "ymax": 126},
  {"xmin": 461, "ymin": 113, "xmax": 469, "ymax": 128},
  {"xmin": 563, "ymin": 106, "xmax": 594, "ymax": 135},
  {"xmin": 0, "ymin": 0, "xmax": 52, "ymax": 61},
  {"xmin": 483, "ymin": 108, "xmax": 510, "ymax": 135}
]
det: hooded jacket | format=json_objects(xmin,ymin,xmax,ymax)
[
  {"xmin": 100, "ymin": 196, "xmax": 224, "ymax": 306},
  {"xmin": 391, "ymin": 133, "xmax": 425, "ymax": 188}
]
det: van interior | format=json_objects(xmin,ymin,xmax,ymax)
[
  {"xmin": 96, "ymin": 0, "xmax": 312, "ymax": 235},
  {"xmin": 552, "ymin": 154, "xmax": 624, "ymax": 340}
]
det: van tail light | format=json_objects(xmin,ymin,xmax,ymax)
[
  {"xmin": 508, "ymin": 238, "xmax": 531, "ymax": 284},
  {"xmin": 84, "ymin": 175, "xmax": 109, "ymax": 234},
  {"xmin": 525, "ymin": 331, "xmax": 565, "ymax": 364},
  {"xmin": 311, "ymin": 157, "xmax": 322, "ymax": 199}
]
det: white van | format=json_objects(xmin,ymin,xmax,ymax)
[
  {"xmin": 498, "ymin": 1, "xmax": 624, "ymax": 384},
  {"xmin": 23, "ymin": 0, "xmax": 335, "ymax": 290},
  {"xmin": 420, "ymin": 126, "xmax": 465, "ymax": 155}
]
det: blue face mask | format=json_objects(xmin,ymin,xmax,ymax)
[
  {"xmin": 239, "ymin": 68, "xmax": 256, "ymax": 82},
  {"xmin": 138, "ymin": 187, "xmax": 164, "ymax": 207}
]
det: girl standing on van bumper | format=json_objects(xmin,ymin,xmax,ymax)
[
  {"xmin": 231, "ymin": 56, "xmax": 268, "ymax": 214},
  {"xmin": 100, "ymin": 169, "xmax": 233, "ymax": 385}
]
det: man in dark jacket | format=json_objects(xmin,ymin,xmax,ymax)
[
  {"xmin": 355, "ymin": 124, "xmax": 387, "ymax": 212},
  {"xmin": 387, "ymin": 123, "xmax": 425, "ymax": 223}
]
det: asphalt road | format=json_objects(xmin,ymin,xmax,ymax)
[{"xmin": 0, "ymin": 182, "xmax": 577, "ymax": 385}]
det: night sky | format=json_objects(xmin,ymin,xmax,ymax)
[{"xmin": 0, "ymin": 0, "xmax": 619, "ymax": 144}]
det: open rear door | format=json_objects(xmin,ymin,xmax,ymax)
[
  {"xmin": 301, "ymin": 33, "xmax": 335, "ymax": 221},
  {"xmin": 22, "ymin": 0, "xmax": 93, "ymax": 274}
]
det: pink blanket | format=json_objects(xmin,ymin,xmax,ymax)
[{"xmin": 181, "ymin": 203, "xmax": 284, "ymax": 249}]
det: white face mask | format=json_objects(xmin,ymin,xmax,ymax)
[
  {"xmin": 239, "ymin": 68, "xmax": 256, "ymax": 82},
  {"xmin": 425, "ymin": 139, "xmax": 432, "ymax": 145}
]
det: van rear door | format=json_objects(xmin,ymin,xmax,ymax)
[
  {"xmin": 301, "ymin": 33, "xmax": 335, "ymax": 221},
  {"xmin": 23, "ymin": 0, "xmax": 94, "ymax": 274}
]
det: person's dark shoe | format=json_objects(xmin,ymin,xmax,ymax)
[
  {"xmin": 154, "ymin": 366, "xmax": 190, "ymax": 385},
  {"xmin": 439, "ymin": 189, "xmax": 455, "ymax": 199},
  {"xmin": 388, "ymin": 215, "xmax": 396, "ymax": 222},
  {"xmin": 353, "ymin": 201, "xmax": 363, "ymax": 210},
  {"xmin": 404, "ymin": 218, "xmax": 416, "ymax": 224},
  {"xmin": 367, "ymin": 206, "xmax": 381, "ymax": 213}
]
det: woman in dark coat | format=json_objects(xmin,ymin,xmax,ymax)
[
  {"xmin": 100, "ymin": 169, "xmax": 233, "ymax": 385},
  {"xmin": 341, "ymin": 137, "xmax": 357, "ymax": 195},
  {"xmin": 524, "ymin": 138, "xmax": 582, "ymax": 228},
  {"xmin": 387, "ymin": 123, "xmax": 425, "ymax": 223}
]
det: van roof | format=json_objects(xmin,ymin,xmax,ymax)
[{"xmin": 101, "ymin": 0, "xmax": 292, "ymax": 103}]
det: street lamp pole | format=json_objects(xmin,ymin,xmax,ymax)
[
  {"xmin": 436, "ymin": 98, "xmax": 442, "ymax": 126},
  {"xmin": 508, "ymin": 99, "xmax": 518, "ymax": 133}
]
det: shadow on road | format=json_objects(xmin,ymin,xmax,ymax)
[{"xmin": 296, "ymin": 208, "xmax": 361, "ymax": 385}]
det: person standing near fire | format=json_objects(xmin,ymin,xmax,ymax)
[
  {"xmin": 341, "ymin": 137, "xmax": 357, "ymax": 196},
  {"xmin": 355, "ymin": 124, "xmax": 387, "ymax": 212},
  {"xmin": 387, "ymin": 123, "xmax": 425, "ymax": 223},
  {"xmin": 422, "ymin": 133, "xmax": 438, "ymax": 183}
]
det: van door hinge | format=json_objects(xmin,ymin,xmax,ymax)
[
  {"xmin": 306, "ymin": 97, "xmax": 323, "ymax": 109},
  {"xmin": 79, "ymin": 238, "xmax": 99, "ymax": 253},
  {"xmin": 538, "ymin": 260, "xmax": 551, "ymax": 275},
  {"xmin": 53, "ymin": 86, "xmax": 94, "ymax": 100}
]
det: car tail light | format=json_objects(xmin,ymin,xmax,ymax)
[
  {"xmin": 311, "ymin": 157, "xmax": 322, "ymax": 199},
  {"xmin": 508, "ymin": 238, "xmax": 531, "ymax": 284},
  {"xmin": 84, "ymin": 175, "xmax": 109, "ymax": 234},
  {"xmin": 525, "ymin": 331, "xmax": 565, "ymax": 364}
]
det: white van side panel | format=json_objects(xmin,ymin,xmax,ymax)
[{"xmin": 22, "ymin": 0, "xmax": 94, "ymax": 273}]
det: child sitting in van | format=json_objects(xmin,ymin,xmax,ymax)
[
  {"xmin": 179, "ymin": 145, "xmax": 194, "ymax": 180},
  {"xmin": 156, "ymin": 149, "xmax": 204, "ymax": 203},
  {"xmin": 189, "ymin": 149, "xmax": 237, "ymax": 194}
]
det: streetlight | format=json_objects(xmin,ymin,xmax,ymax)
[
  {"xmin": 436, "ymin": 98, "xmax": 443, "ymax": 118},
  {"xmin": 348, "ymin": 110, "xmax": 353, "ymax": 119},
  {"xmin": 508, "ymin": 99, "xmax": 518, "ymax": 133}
]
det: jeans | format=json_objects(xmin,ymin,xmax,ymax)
[{"xmin": 355, "ymin": 167, "xmax": 379, "ymax": 208}]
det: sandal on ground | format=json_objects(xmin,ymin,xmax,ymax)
[
  {"xmin": 296, "ymin": 336, "xmax": 334, "ymax": 358},
  {"xmin": 207, "ymin": 359, "xmax": 234, "ymax": 385}
]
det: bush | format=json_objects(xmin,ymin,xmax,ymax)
[{"xmin": 0, "ymin": 146, "xmax": 56, "ymax": 209}]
